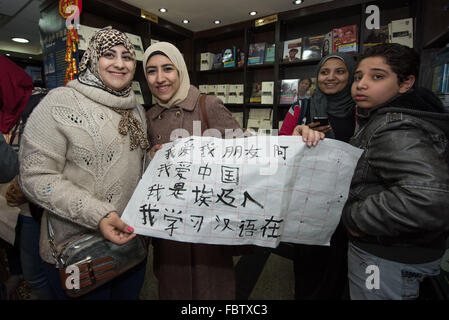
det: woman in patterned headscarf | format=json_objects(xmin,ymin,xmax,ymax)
[{"xmin": 18, "ymin": 28, "xmax": 149, "ymax": 300}]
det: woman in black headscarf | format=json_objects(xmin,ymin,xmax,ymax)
[
  {"xmin": 279, "ymin": 52, "xmax": 356, "ymax": 300},
  {"xmin": 280, "ymin": 52, "xmax": 356, "ymax": 143}
]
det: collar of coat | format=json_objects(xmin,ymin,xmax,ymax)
[{"xmin": 151, "ymin": 85, "xmax": 200, "ymax": 120}]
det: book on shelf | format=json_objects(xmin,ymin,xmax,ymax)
[
  {"xmin": 279, "ymin": 79, "xmax": 299, "ymax": 104},
  {"xmin": 432, "ymin": 46, "xmax": 449, "ymax": 94},
  {"xmin": 212, "ymin": 53, "xmax": 223, "ymax": 69},
  {"xmin": 125, "ymin": 32, "xmax": 144, "ymax": 61},
  {"xmin": 200, "ymin": 52, "xmax": 215, "ymax": 71},
  {"xmin": 322, "ymin": 31, "xmax": 333, "ymax": 57},
  {"xmin": 283, "ymin": 38, "xmax": 302, "ymax": 62},
  {"xmin": 248, "ymin": 43, "xmax": 266, "ymax": 65},
  {"xmin": 222, "ymin": 47, "xmax": 236, "ymax": 68},
  {"xmin": 302, "ymin": 35, "xmax": 324, "ymax": 61},
  {"xmin": 264, "ymin": 43, "xmax": 275, "ymax": 63},
  {"xmin": 362, "ymin": 25, "xmax": 389, "ymax": 51},
  {"xmin": 131, "ymin": 81, "xmax": 144, "ymax": 105},
  {"xmin": 216, "ymin": 84, "xmax": 229, "ymax": 103},
  {"xmin": 333, "ymin": 25, "xmax": 358, "ymax": 54},
  {"xmin": 297, "ymin": 78, "xmax": 316, "ymax": 99},
  {"xmin": 199, "ymin": 84, "xmax": 208, "ymax": 95},
  {"xmin": 231, "ymin": 112, "xmax": 244, "ymax": 128},
  {"xmin": 249, "ymin": 82, "xmax": 262, "ymax": 103},
  {"xmin": 237, "ymin": 48, "xmax": 245, "ymax": 67},
  {"xmin": 389, "ymin": 18, "xmax": 414, "ymax": 48},
  {"xmin": 261, "ymin": 81, "xmax": 274, "ymax": 104}
]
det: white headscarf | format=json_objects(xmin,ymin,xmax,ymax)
[{"xmin": 142, "ymin": 42, "xmax": 190, "ymax": 108}]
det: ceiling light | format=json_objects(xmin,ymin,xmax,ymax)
[
  {"xmin": 214, "ymin": 20, "xmax": 221, "ymax": 24},
  {"xmin": 6, "ymin": 53, "xmax": 10, "ymax": 56},
  {"xmin": 12, "ymin": 37, "xmax": 29, "ymax": 43},
  {"xmin": 159, "ymin": 8, "xmax": 167, "ymax": 13},
  {"xmin": 249, "ymin": 11, "xmax": 257, "ymax": 16},
  {"xmin": 28, "ymin": 56, "xmax": 32, "ymax": 59},
  {"xmin": 182, "ymin": 19, "xmax": 190, "ymax": 24},
  {"xmin": 293, "ymin": 0, "xmax": 303, "ymax": 4}
]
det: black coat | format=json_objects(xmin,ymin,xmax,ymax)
[{"xmin": 342, "ymin": 88, "xmax": 449, "ymax": 263}]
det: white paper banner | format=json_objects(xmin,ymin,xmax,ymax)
[{"xmin": 121, "ymin": 135, "xmax": 363, "ymax": 248}]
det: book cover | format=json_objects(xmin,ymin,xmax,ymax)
[
  {"xmin": 390, "ymin": 18, "xmax": 414, "ymax": 48},
  {"xmin": 363, "ymin": 25, "xmax": 389, "ymax": 51},
  {"xmin": 283, "ymin": 38, "xmax": 302, "ymax": 62},
  {"xmin": 212, "ymin": 53, "xmax": 223, "ymax": 69},
  {"xmin": 248, "ymin": 43, "xmax": 266, "ymax": 65},
  {"xmin": 249, "ymin": 82, "xmax": 262, "ymax": 103},
  {"xmin": 297, "ymin": 78, "xmax": 316, "ymax": 100},
  {"xmin": 237, "ymin": 48, "xmax": 245, "ymax": 67},
  {"xmin": 333, "ymin": 25, "xmax": 358, "ymax": 54},
  {"xmin": 322, "ymin": 31, "xmax": 333, "ymax": 57},
  {"xmin": 264, "ymin": 43, "xmax": 275, "ymax": 63},
  {"xmin": 302, "ymin": 35, "xmax": 324, "ymax": 61},
  {"xmin": 279, "ymin": 79, "xmax": 299, "ymax": 104},
  {"xmin": 222, "ymin": 46, "xmax": 236, "ymax": 68}
]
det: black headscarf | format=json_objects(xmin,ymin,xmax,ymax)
[{"xmin": 309, "ymin": 52, "xmax": 356, "ymax": 120}]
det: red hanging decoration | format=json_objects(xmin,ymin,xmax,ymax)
[{"xmin": 59, "ymin": 0, "xmax": 82, "ymax": 85}]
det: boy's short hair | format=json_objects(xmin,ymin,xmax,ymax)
[{"xmin": 358, "ymin": 43, "xmax": 420, "ymax": 84}]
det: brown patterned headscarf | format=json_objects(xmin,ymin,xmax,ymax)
[
  {"xmin": 78, "ymin": 28, "xmax": 148, "ymax": 151},
  {"xmin": 78, "ymin": 28, "xmax": 136, "ymax": 97}
]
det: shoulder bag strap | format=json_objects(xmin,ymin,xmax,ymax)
[{"xmin": 199, "ymin": 94, "xmax": 210, "ymax": 134}]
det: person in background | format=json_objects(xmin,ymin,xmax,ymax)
[
  {"xmin": 142, "ymin": 41, "xmax": 323, "ymax": 299},
  {"xmin": 18, "ymin": 28, "xmax": 149, "ymax": 300},
  {"xmin": 342, "ymin": 43, "xmax": 449, "ymax": 300},
  {"xmin": 0, "ymin": 54, "xmax": 33, "ymax": 300},
  {"xmin": 0, "ymin": 135, "xmax": 19, "ymax": 184},
  {"xmin": 279, "ymin": 52, "xmax": 357, "ymax": 300},
  {"xmin": 5, "ymin": 80, "xmax": 55, "ymax": 300}
]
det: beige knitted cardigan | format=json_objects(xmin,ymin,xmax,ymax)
[{"xmin": 18, "ymin": 79, "xmax": 147, "ymax": 264}]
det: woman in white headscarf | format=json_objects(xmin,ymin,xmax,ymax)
[{"xmin": 142, "ymin": 42, "xmax": 323, "ymax": 300}]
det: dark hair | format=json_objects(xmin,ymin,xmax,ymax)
[{"xmin": 357, "ymin": 43, "xmax": 420, "ymax": 84}]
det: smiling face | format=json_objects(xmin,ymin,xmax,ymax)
[
  {"xmin": 145, "ymin": 54, "xmax": 180, "ymax": 103},
  {"xmin": 98, "ymin": 45, "xmax": 135, "ymax": 91},
  {"xmin": 317, "ymin": 58, "xmax": 349, "ymax": 95},
  {"xmin": 351, "ymin": 56, "xmax": 414, "ymax": 109}
]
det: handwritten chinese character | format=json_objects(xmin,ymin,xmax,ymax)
[
  {"xmin": 190, "ymin": 215, "xmax": 204, "ymax": 233},
  {"xmin": 261, "ymin": 216, "xmax": 284, "ymax": 238},
  {"xmin": 245, "ymin": 145, "xmax": 261, "ymax": 158},
  {"xmin": 139, "ymin": 203, "xmax": 159, "ymax": 226},
  {"xmin": 216, "ymin": 188, "xmax": 237, "ymax": 208},
  {"xmin": 147, "ymin": 184, "xmax": 165, "ymax": 201},
  {"xmin": 239, "ymin": 219, "xmax": 258, "ymax": 237},
  {"xmin": 168, "ymin": 182, "xmax": 187, "ymax": 200},
  {"xmin": 214, "ymin": 215, "xmax": 234, "ymax": 232},
  {"xmin": 241, "ymin": 191, "xmax": 264, "ymax": 209},
  {"xmin": 200, "ymin": 142, "xmax": 216, "ymax": 158},
  {"xmin": 274, "ymin": 145, "xmax": 289, "ymax": 160},
  {"xmin": 221, "ymin": 166, "xmax": 239, "ymax": 185},
  {"xmin": 163, "ymin": 208, "xmax": 183, "ymax": 236},
  {"xmin": 222, "ymin": 145, "xmax": 243, "ymax": 159},
  {"xmin": 192, "ymin": 184, "xmax": 214, "ymax": 207},
  {"xmin": 174, "ymin": 161, "xmax": 192, "ymax": 180},
  {"xmin": 198, "ymin": 163, "xmax": 212, "ymax": 180},
  {"xmin": 157, "ymin": 163, "xmax": 172, "ymax": 178}
]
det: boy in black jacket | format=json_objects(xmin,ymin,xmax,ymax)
[{"xmin": 342, "ymin": 43, "xmax": 449, "ymax": 300}]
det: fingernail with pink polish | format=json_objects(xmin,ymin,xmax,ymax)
[{"xmin": 127, "ymin": 226, "xmax": 134, "ymax": 233}]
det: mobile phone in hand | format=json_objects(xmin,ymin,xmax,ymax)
[{"xmin": 312, "ymin": 116, "xmax": 329, "ymax": 126}]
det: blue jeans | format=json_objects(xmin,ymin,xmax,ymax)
[
  {"xmin": 348, "ymin": 242, "xmax": 441, "ymax": 300},
  {"xmin": 18, "ymin": 214, "xmax": 56, "ymax": 299},
  {"xmin": 42, "ymin": 255, "xmax": 147, "ymax": 300}
]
